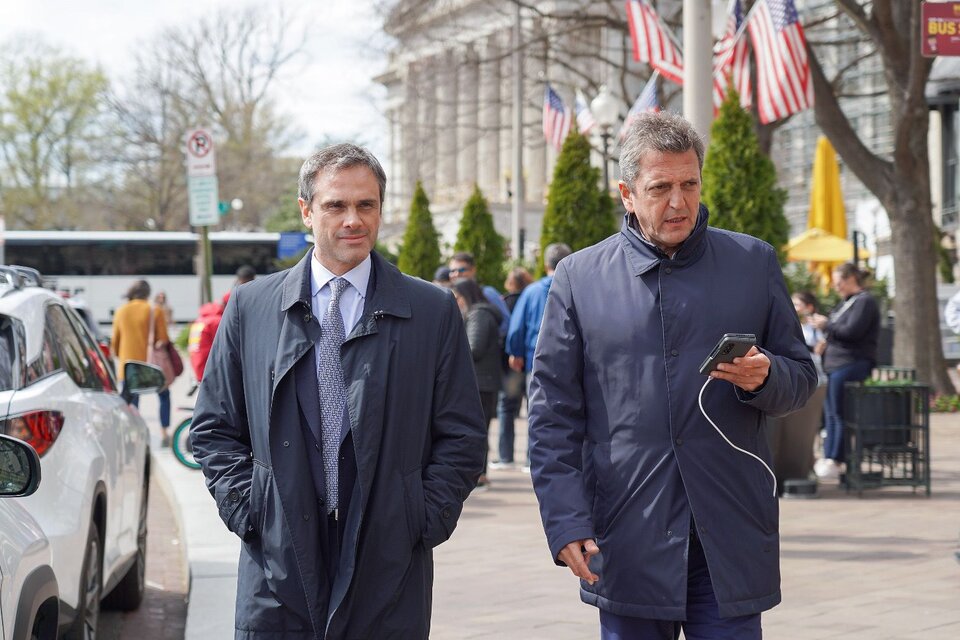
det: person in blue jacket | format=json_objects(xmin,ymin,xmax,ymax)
[
  {"xmin": 528, "ymin": 111, "xmax": 817, "ymax": 640},
  {"xmin": 505, "ymin": 242, "xmax": 571, "ymax": 469}
]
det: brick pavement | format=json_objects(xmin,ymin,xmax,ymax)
[
  {"xmin": 99, "ymin": 472, "xmax": 189, "ymax": 639},
  {"xmin": 431, "ymin": 414, "xmax": 960, "ymax": 640},
  {"xmin": 147, "ymin": 377, "xmax": 960, "ymax": 639}
]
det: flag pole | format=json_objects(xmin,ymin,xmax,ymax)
[{"xmin": 511, "ymin": 1, "xmax": 525, "ymax": 263}]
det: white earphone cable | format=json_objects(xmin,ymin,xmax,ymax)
[{"xmin": 697, "ymin": 377, "xmax": 777, "ymax": 498}]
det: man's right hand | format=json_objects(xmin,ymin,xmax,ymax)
[
  {"xmin": 557, "ymin": 539, "xmax": 600, "ymax": 585},
  {"xmin": 508, "ymin": 355, "xmax": 524, "ymax": 372}
]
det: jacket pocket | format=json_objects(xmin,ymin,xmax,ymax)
[
  {"xmin": 249, "ymin": 459, "xmax": 272, "ymax": 536},
  {"xmin": 589, "ymin": 442, "xmax": 612, "ymax": 536},
  {"xmin": 401, "ymin": 467, "xmax": 426, "ymax": 546}
]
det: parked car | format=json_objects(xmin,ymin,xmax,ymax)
[
  {"xmin": 0, "ymin": 433, "xmax": 58, "ymax": 640},
  {"xmin": 0, "ymin": 267, "xmax": 162, "ymax": 638}
]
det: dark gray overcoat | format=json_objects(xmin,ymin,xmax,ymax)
[
  {"xmin": 191, "ymin": 250, "xmax": 486, "ymax": 639},
  {"xmin": 529, "ymin": 208, "xmax": 817, "ymax": 620}
]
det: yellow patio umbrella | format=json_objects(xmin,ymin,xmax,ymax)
[
  {"xmin": 785, "ymin": 227, "xmax": 868, "ymax": 263},
  {"xmin": 807, "ymin": 136, "xmax": 847, "ymax": 236},
  {"xmin": 804, "ymin": 136, "xmax": 849, "ymax": 287}
]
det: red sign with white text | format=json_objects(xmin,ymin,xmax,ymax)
[{"xmin": 923, "ymin": 2, "xmax": 960, "ymax": 57}]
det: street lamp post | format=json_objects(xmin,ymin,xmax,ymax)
[{"xmin": 590, "ymin": 85, "xmax": 620, "ymax": 193}]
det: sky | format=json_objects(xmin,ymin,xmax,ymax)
[{"xmin": 1, "ymin": 0, "xmax": 390, "ymax": 158}]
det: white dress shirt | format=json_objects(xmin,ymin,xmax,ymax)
[{"xmin": 310, "ymin": 254, "xmax": 371, "ymax": 372}]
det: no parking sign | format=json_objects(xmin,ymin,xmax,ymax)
[{"xmin": 185, "ymin": 128, "xmax": 220, "ymax": 226}]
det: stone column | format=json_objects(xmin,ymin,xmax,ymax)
[
  {"xmin": 417, "ymin": 58, "xmax": 437, "ymax": 199},
  {"xmin": 545, "ymin": 31, "xmax": 566, "ymax": 181},
  {"xmin": 477, "ymin": 36, "xmax": 501, "ymax": 199},
  {"xmin": 387, "ymin": 104, "xmax": 401, "ymax": 223},
  {"xmin": 457, "ymin": 44, "xmax": 480, "ymax": 198},
  {"xmin": 524, "ymin": 22, "xmax": 547, "ymax": 204},
  {"xmin": 436, "ymin": 49, "xmax": 459, "ymax": 201},
  {"xmin": 401, "ymin": 63, "xmax": 421, "ymax": 206},
  {"xmin": 499, "ymin": 32, "xmax": 514, "ymax": 203}
]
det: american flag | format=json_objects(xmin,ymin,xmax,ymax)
[
  {"xmin": 712, "ymin": 0, "xmax": 751, "ymax": 114},
  {"xmin": 619, "ymin": 74, "xmax": 660, "ymax": 142},
  {"xmin": 543, "ymin": 85, "xmax": 572, "ymax": 151},
  {"xmin": 625, "ymin": 0, "xmax": 684, "ymax": 85},
  {"xmin": 746, "ymin": 0, "xmax": 813, "ymax": 124},
  {"xmin": 574, "ymin": 90, "xmax": 596, "ymax": 134}
]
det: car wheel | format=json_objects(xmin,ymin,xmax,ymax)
[
  {"xmin": 30, "ymin": 607, "xmax": 55, "ymax": 640},
  {"xmin": 103, "ymin": 480, "xmax": 148, "ymax": 610},
  {"xmin": 64, "ymin": 521, "xmax": 102, "ymax": 639}
]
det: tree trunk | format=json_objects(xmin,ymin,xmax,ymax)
[{"xmin": 884, "ymin": 109, "xmax": 955, "ymax": 394}]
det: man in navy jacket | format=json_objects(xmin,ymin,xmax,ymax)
[{"xmin": 528, "ymin": 112, "xmax": 816, "ymax": 639}]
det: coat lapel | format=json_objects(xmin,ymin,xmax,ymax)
[{"xmin": 274, "ymin": 251, "xmax": 319, "ymax": 400}]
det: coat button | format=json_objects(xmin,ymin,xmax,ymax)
[
  {"xmin": 671, "ymin": 349, "xmax": 679, "ymax": 357},
  {"xmin": 666, "ymin": 529, "xmax": 673, "ymax": 536},
  {"xmin": 441, "ymin": 507, "xmax": 452, "ymax": 519},
  {"xmin": 303, "ymin": 514, "xmax": 310, "ymax": 521},
  {"xmin": 675, "ymin": 437, "xmax": 683, "ymax": 446},
  {"xmin": 304, "ymin": 313, "xmax": 313, "ymax": 323},
  {"xmin": 228, "ymin": 489, "xmax": 239, "ymax": 502},
  {"xmin": 665, "ymin": 267, "xmax": 672, "ymax": 274},
  {"xmin": 283, "ymin": 441, "xmax": 290, "ymax": 447}
]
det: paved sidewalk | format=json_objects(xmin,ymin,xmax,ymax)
[
  {"xmin": 138, "ymin": 375, "xmax": 238, "ymax": 640},
  {"xmin": 143, "ymin": 377, "xmax": 960, "ymax": 639}
]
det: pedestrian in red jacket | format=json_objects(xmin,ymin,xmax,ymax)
[{"xmin": 188, "ymin": 301, "xmax": 224, "ymax": 381}]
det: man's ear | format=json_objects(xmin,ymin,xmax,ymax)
[
  {"xmin": 617, "ymin": 181, "xmax": 634, "ymax": 212},
  {"xmin": 299, "ymin": 198, "xmax": 312, "ymax": 229}
]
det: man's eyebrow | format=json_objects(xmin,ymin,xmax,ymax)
[{"xmin": 320, "ymin": 198, "xmax": 345, "ymax": 207}]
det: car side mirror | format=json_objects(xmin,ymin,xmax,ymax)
[
  {"xmin": 0, "ymin": 434, "xmax": 41, "ymax": 497},
  {"xmin": 122, "ymin": 361, "xmax": 167, "ymax": 403}
]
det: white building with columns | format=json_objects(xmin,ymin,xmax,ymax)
[{"xmin": 375, "ymin": 0, "xmax": 654, "ymax": 259}]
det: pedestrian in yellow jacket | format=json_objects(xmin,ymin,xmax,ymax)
[{"xmin": 112, "ymin": 279, "xmax": 172, "ymax": 445}]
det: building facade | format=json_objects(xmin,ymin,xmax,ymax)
[{"xmin": 376, "ymin": 0, "xmax": 651, "ymax": 258}]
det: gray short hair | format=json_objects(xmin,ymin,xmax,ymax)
[
  {"xmin": 618, "ymin": 111, "xmax": 705, "ymax": 189},
  {"xmin": 298, "ymin": 143, "xmax": 387, "ymax": 205},
  {"xmin": 544, "ymin": 243, "xmax": 572, "ymax": 271}
]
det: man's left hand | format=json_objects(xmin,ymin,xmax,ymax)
[{"xmin": 710, "ymin": 346, "xmax": 770, "ymax": 392}]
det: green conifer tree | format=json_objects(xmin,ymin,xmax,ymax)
[
  {"xmin": 454, "ymin": 185, "xmax": 506, "ymax": 289},
  {"xmin": 397, "ymin": 181, "xmax": 441, "ymax": 280},
  {"xmin": 701, "ymin": 88, "xmax": 789, "ymax": 263},
  {"xmin": 539, "ymin": 129, "xmax": 617, "ymax": 274}
]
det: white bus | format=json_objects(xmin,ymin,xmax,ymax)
[{"xmin": 3, "ymin": 231, "xmax": 298, "ymax": 327}]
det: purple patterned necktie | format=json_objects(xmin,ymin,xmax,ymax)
[{"xmin": 318, "ymin": 277, "xmax": 348, "ymax": 514}]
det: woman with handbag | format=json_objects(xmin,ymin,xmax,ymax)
[{"xmin": 111, "ymin": 279, "xmax": 175, "ymax": 446}]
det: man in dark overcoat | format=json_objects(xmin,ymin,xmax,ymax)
[
  {"xmin": 191, "ymin": 143, "xmax": 486, "ymax": 639},
  {"xmin": 528, "ymin": 112, "xmax": 817, "ymax": 639}
]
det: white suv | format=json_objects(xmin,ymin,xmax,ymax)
[
  {"xmin": 0, "ymin": 433, "xmax": 58, "ymax": 640},
  {"xmin": 0, "ymin": 268, "xmax": 160, "ymax": 638}
]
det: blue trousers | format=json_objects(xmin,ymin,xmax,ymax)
[
  {"xmin": 599, "ymin": 529, "xmax": 761, "ymax": 640},
  {"xmin": 496, "ymin": 370, "xmax": 526, "ymax": 463},
  {"xmin": 822, "ymin": 359, "xmax": 873, "ymax": 462},
  {"xmin": 123, "ymin": 384, "xmax": 170, "ymax": 429}
]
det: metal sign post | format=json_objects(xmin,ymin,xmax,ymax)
[{"xmin": 185, "ymin": 127, "xmax": 219, "ymax": 304}]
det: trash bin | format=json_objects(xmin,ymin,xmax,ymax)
[{"xmin": 844, "ymin": 381, "xmax": 931, "ymax": 495}]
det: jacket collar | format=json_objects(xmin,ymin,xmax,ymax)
[
  {"xmin": 618, "ymin": 203, "xmax": 710, "ymax": 276},
  {"xmin": 280, "ymin": 248, "xmax": 412, "ymax": 320}
]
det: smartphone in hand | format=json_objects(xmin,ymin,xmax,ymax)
[{"xmin": 698, "ymin": 333, "xmax": 757, "ymax": 375}]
